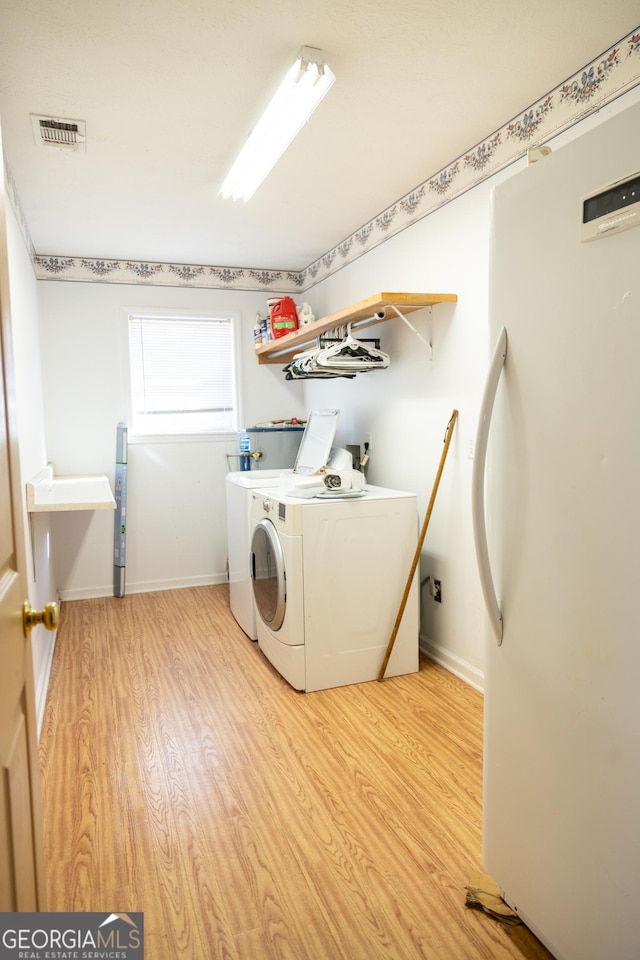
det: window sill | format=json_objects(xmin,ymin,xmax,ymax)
[{"xmin": 127, "ymin": 432, "xmax": 238, "ymax": 445}]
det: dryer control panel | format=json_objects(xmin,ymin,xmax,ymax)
[{"xmin": 251, "ymin": 492, "xmax": 303, "ymax": 534}]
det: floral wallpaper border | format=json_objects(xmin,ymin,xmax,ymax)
[{"xmin": 20, "ymin": 27, "xmax": 640, "ymax": 293}]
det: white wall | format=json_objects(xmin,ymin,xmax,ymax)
[
  {"xmin": 5, "ymin": 195, "xmax": 56, "ymax": 732},
  {"xmin": 301, "ymin": 183, "xmax": 491, "ymax": 687},
  {"xmin": 37, "ymin": 281, "xmax": 304, "ymax": 597}
]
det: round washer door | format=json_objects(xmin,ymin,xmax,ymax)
[{"xmin": 250, "ymin": 518, "xmax": 286, "ymax": 631}]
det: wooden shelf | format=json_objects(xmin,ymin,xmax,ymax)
[{"xmin": 255, "ymin": 292, "xmax": 457, "ymax": 365}]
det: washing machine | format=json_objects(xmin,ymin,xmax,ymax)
[{"xmin": 249, "ymin": 485, "xmax": 419, "ymax": 692}]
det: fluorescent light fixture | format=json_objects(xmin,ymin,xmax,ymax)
[{"xmin": 219, "ymin": 46, "xmax": 335, "ymax": 202}]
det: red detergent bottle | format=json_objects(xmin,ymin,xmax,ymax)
[{"xmin": 270, "ymin": 297, "xmax": 299, "ymax": 339}]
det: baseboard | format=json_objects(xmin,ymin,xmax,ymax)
[
  {"xmin": 420, "ymin": 636, "xmax": 484, "ymax": 693},
  {"xmin": 35, "ymin": 632, "xmax": 56, "ymax": 741},
  {"xmin": 57, "ymin": 573, "xmax": 228, "ymax": 601},
  {"xmin": 125, "ymin": 574, "xmax": 229, "ymax": 595},
  {"xmin": 57, "ymin": 585, "xmax": 115, "ymax": 600}
]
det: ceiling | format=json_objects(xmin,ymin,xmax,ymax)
[{"xmin": 0, "ymin": 1, "xmax": 637, "ymax": 273}]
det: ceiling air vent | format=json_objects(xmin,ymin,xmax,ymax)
[{"xmin": 31, "ymin": 114, "xmax": 86, "ymax": 152}]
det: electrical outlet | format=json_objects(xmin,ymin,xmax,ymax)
[{"xmin": 433, "ymin": 579, "xmax": 442, "ymax": 603}]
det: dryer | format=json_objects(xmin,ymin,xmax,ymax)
[
  {"xmin": 250, "ymin": 486, "xmax": 419, "ymax": 692},
  {"xmin": 226, "ymin": 470, "xmax": 287, "ymax": 639},
  {"xmin": 227, "ymin": 410, "xmax": 334, "ymax": 639}
]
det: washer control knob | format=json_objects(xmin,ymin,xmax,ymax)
[{"xmin": 262, "ymin": 498, "xmax": 271, "ymax": 512}]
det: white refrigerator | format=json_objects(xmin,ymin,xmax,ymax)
[{"xmin": 473, "ymin": 99, "xmax": 640, "ymax": 960}]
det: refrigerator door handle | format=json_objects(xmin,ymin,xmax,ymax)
[{"xmin": 472, "ymin": 326, "xmax": 507, "ymax": 645}]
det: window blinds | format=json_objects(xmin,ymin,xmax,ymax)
[{"xmin": 128, "ymin": 314, "xmax": 236, "ymax": 435}]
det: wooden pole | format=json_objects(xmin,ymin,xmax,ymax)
[{"xmin": 378, "ymin": 409, "xmax": 459, "ymax": 681}]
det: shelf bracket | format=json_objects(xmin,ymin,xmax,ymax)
[{"xmin": 388, "ymin": 304, "xmax": 433, "ymax": 359}]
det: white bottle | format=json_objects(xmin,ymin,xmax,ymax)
[
  {"xmin": 253, "ymin": 313, "xmax": 263, "ymax": 348},
  {"xmin": 298, "ymin": 303, "xmax": 315, "ymax": 326}
]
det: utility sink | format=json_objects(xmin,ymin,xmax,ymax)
[{"xmin": 26, "ymin": 465, "xmax": 116, "ymax": 512}]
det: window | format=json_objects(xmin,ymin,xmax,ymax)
[{"xmin": 127, "ymin": 312, "xmax": 238, "ymax": 438}]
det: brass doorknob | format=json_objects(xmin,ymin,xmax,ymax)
[{"xmin": 23, "ymin": 600, "xmax": 59, "ymax": 637}]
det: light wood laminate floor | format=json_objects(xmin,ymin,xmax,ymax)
[{"xmin": 39, "ymin": 585, "xmax": 552, "ymax": 959}]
